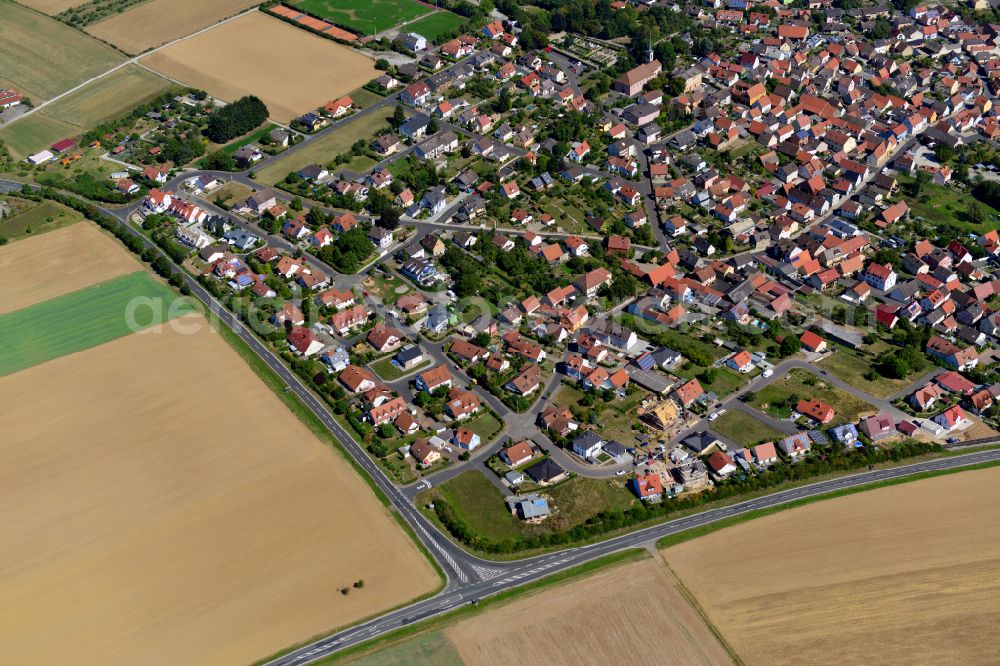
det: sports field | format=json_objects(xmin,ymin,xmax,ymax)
[
  {"xmin": 140, "ymin": 12, "xmax": 378, "ymax": 123},
  {"xmin": 0, "ymin": 221, "xmax": 140, "ymax": 314},
  {"xmin": 0, "ymin": 65, "xmax": 177, "ymax": 158},
  {"xmin": 664, "ymin": 466, "xmax": 1000, "ymax": 665},
  {"xmin": 0, "ymin": 271, "xmax": 192, "ymax": 377},
  {"xmin": 403, "ymin": 11, "xmax": 466, "ymax": 41},
  {"xmin": 85, "ymin": 0, "xmax": 259, "ymax": 55},
  {"xmin": 256, "ymin": 106, "xmax": 393, "ymax": 184},
  {"xmin": 0, "ymin": 318, "xmax": 440, "ymax": 666},
  {"xmin": 346, "ymin": 554, "xmax": 730, "ymax": 666},
  {"xmin": 0, "ymin": 0, "xmax": 123, "ymax": 101},
  {"xmin": 293, "ymin": 0, "xmax": 431, "ymax": 34}
]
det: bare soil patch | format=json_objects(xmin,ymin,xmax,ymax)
[
  {"xmin": 0, "ymin": 220, "xmax": 139, "ymax": 314},
  {"xmin": 445, "ymin": 557, "xmax": 731, "ymax": 665},
  {"xmin": 664, "ymin": 467, "xmax": 1000, "ymax": 666},
  {"xmin": 0, "ymin": 317, "xmax": 438, "ymax": 666},
  {"xmin": 85, "ymin": 0, "xmax": 259, "ymax": 55},
  {"xmin": 140, "ymin": 12, "xmax": 377, "ymax": 123}
]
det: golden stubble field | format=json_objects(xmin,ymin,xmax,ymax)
[
  {"xmin": 663, "ymin": 467, "xmax": 1000, "ymax": 666},
  {"xmin": 0, "ymin": 318, "xmax": 439, "ymax": 666},
  {"xmin": 140, "ymin": 12, "xmax": 378, "ymax": 123},
  {"xmin": 0, "ymin": 221, "xmax": 140, "ymax": 314},
  {"xmin": 445, "ymin": 557, "xmax": 731, "ymax": 665},
  {"xmin": 17, "ymin": 0, "xmax": 80, "ymax": 14},
  {"xmin": 85, "ymin": 0, "xmax": 260, "ymax": 55}
]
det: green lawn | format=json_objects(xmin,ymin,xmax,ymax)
[
  {"xmin": 899, "ymin": 176, "xmax": 1000, "ymax": 235},
  {"xmin": 749, "ymin": 368, "xmax": 876, "ymax": 427},
  {"xmin": 292, "ymin": 0, "xmax": 431, "ymax": 34},
  {"xmin": 709, "ymin": 410, "xmax": 784, "ymax": 446},
  {"xmin": 0, "ymin": 200, "xmax": 81, "ymax": 241},
  {"xmin": 404, "ymin": 10, "xmax": 466, "ymax": 41},
  {"xmin": 0, "ymin": 271, "xmax": 193, "ymax": 376},
  {"xmin": 220, "ymin": 123, "xmax": 278, "ymax": 155},
  {"xmin": 0, "ymin": 113, "xmax": 78, "ymax": 159},
  {"xmin": 817, "ymin": 342, "xmax": 914, "ymax": 399},
  {"xmin": 370, "ymin": 355, "xmax": 430, "ymax": 381},
  {"xmin": 256, "ymin": 107, "xmax": 393, "ymax": 185},
  {"xmin": 429, "ymin": 471, "xmax": 523, "ymax": 542},
  {"xmin": 462, "ymin": 411, "xmax": 502, "ymax": 443}
]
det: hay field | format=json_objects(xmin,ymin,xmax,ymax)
[
  {"xmin": 0, "ymin": 318, "xmax": 439, "ymax": 666},
  {"xmin": 44, "ymin": 64, "xmax": 175, "ymax": 126},
  {"xmin": 664, "ymin": 467, "xmax": 1000, "ymax": 666},
  {"xmin": 0, "ymin": 221, "xmax": 139, "ymax": 314},
  {"xmin": 0, "ymin": 0, "xmax": 123, "ymax": 101},
  {"xmin": 445, "ymin": 557, "xmax": 731, "ymax": 666},
  {"xmin": 140, "ymin": 12, "xmax": 377, "ymax": 123},
  {"xmin": 16, "ymin": 0, "xmax": 80, "ymax": 14},
  {"xmin": 85, "ymin": 0, "xmax": 259, "ymax": 55}
]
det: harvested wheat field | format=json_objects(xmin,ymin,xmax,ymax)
[
  {"xmin": 0, "ymin": 318, "xmax": 439, "ymax": 666},
  {"xmin": 664, "ymin": 467, "xmax": 1000, "ymax": 666},
  {"xmin": 86, "ymin": 0, "xmax": 259, "ymax": 55},
  {"xmin": 140, "ymin": 12, "xmax": 377, "ymax": 123},
  {"xmin": 0, "ymin": 220, "xmax": 139, "ymax": 314},
  {"xmin": 17, "ymin": 0, "xmax": 79, "ymax": 14},
  {"xmin": 445, "ymin": 556, "xmax": 731, "ymax": 666}
]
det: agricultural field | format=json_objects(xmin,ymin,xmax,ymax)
[
  {"xmin": 709, "ymin": 409, "xmax": 784, "ymax": 447},
  {"xmin": 0, "ymin": 64, "xmax": 177, "ymax": 158},
  {"xmin": 85, "ymin": 0, "xmax": 260, "ymax": 55},
  {"xmin": 345, "ymin": 554, "xmax": 731, "ymax": 666},
  {"xmin": 17, "ymin": 0, "xmax": 79, "ymax": 13},
  {"xmin": 0, "ymin": 220, "xmax": 140, "ymax": 314},
  {"xmin": 0, "ymin": 317, "xmax": 440, "ymax": 665},
  {"xmin": 749, "ymin": 368, "xmax": 876, "ymax": 426},
  {"xmin": 293, "ymin": 0, "xmax": 431, "ymax": 34},
  {"xmin": 256, "ymin": 106, "xmax": 393, "ymax": 184},
  {"xmin": 0, "ymin": 198, "xmax": 81, "ymax": 242},
  {"xmin": 0, "ymin": 271, "xmax": 192, "ymax": 377},
  {"xmin": 0, "ymin": 0, "xmax": 123, "ymax": 102},
  {"xmin": 401, "ymin": 10, "xmax": 466, "ymax": 41},
  {"xmin": 44, "ymin": 65, "xmax": 175, "ymax": 127},
  {"xmin": 140, "ymin": 12, "xmax": 378, "ymax": 123},
  {"xmin": 664, "ymin": 466, "xmax": 1000, "ymax": 665}
]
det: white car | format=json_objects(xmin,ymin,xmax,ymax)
[
  {"xmin": 615, "ymin": 469, "xmax": 627, "ymax": 476},
  {"xmin": 707, "ymin": 412, "xmax": 720, "ymax": 422}
]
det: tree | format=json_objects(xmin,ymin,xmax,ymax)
[
  {"xmin": 379, "ymin": 206, "xmax": 402, "ymax": 230},
  {"xmin": 204, "ymin": 96, "xmax": 269, "ymax": 143},
  {"xmin": 968, "ymin": 200, "xmax": 988, "ymax": 227},
  {"xmin": 914, "ymin": 169, "xmax": 931, "ymax": 196},
  {"xmin": 779, "ymin": 335, "xmax": 801, "ymax": 357},
  {"xmin": 200, "ymin": 150, "xmax": 235, "ymax": 171},
  {"xmin": 392, "ymin": 104, "xmax": 406, "ymax": 128}
]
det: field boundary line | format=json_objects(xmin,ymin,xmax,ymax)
[
  {"xmin": 652, "ymin": 549, "xmax": 744, "ymax": 666},
  {"xmin": 6, "ymin": 6, "xmax": 260, "ymax": 126}
]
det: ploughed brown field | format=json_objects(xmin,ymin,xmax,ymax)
[
  {"xmin": 445, "ymin": 557, "xmax": 731, "ymax": 665},
  {"xmin": 85, "ymin": 0, "xmax": 260, "ymax": 55},
  {"xmin": 140, "ymin": 12, "xmax": 377, "ymax": 123},
  {"xmin": 0, "ymin": 221, "xmax": 140, "ymax": 314},
  {"xmin": 663, "ymin": 467, "xmax": 1000, "ymax": 666},
  {"xmin": 0, "ymin": 317, "xmax": 439, "ymax": 666}
]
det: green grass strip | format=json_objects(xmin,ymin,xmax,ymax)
[{"xmin": 0, "ymin": 271, "xmax": 193, "ymax": 376}]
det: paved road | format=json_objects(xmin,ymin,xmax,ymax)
[{"xmin": 265, "ymin": 445, "xmax": 1000, "ymax": 665}]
